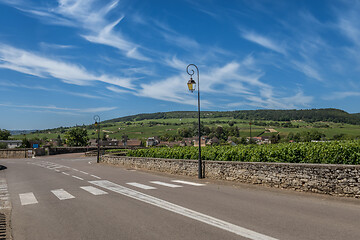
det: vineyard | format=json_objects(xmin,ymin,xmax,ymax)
[{"xmin": 127, "ymin": 141, "xmax": 360, "ymax": 165}]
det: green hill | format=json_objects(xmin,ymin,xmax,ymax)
[{"xmin": 105, "ymin": 108, "xmax": 360, "ymax": 125}]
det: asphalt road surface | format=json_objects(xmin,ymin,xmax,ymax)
[{"xmin": 0, "ymin": 153, "xmax": 359, "ymax": 240}]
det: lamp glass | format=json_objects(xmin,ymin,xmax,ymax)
[{"xmin": 187, "ymin": 78, "xmax": 196, "ymax": 92}]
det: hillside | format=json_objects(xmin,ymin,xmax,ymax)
[{"xmin": 104, "ymin": 108, "xmax": 360, "ymax": 125}]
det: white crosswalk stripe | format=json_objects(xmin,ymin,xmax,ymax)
[
  {"xmin": 90, "ymin": 180, "xmax": 278, "ymax": 240},
  {"xmin": 19, "ymin": 192, "xmax": 38, "ymax": 206},
  {"xmin": 126, "ymin": 182, "xmax": 157, "ymax": 190},
  {"xmin": 80, "ymin": 186, "xmax": 108, "ymax": 195},
  {"xmin": 150, "ymin": 181, "xmax": 182, "ymax": 188},
  {"xmin": 171, "ymin": 180, "xmax": 206, "ymax": 186},
  {"xmin": 0, "ymin": 179, "xmax": 11, "ymax": 209},
  {"xmin": 51, "ymin": 189, "xmax": 75, "ymax": 200},
  {"xmin": 90, "ymin": 175, "xmax": 101, "ymax": 179}
]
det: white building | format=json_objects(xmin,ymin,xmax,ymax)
[{"xmin": 0, "ymin": 140, "xmax": 22, "ymax": 149}]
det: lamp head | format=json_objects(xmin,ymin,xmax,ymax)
[{"xmin": 187, "ymin": 77, "xmax": 196, "ymax": 93}]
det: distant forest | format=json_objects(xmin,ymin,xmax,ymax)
[{"xmin": 105, "ymin": 108, "xmax": 360, "ymax": 125}]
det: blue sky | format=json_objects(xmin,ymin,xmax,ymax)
[{"xmin": 0, "ymin": 0, "xmax": 360, "ymax": 130}]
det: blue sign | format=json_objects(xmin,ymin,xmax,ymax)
[{"xmin": 32, "ymin": 144, "xmax": 39, "ymax": 148}]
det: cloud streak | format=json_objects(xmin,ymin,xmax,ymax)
[
  {"xmin": 1, "ymin": 0, "xmax": 150, "ymax": 61},
  {"xmin": 242, "ymin": 31, "xmax": 286, "ymax": 55},
  {"xmin": 0, "ymin": 43, "xmax": 135, "ymax": 89},
  {"xmin": 0, "ymin": 103, "xmax": 117, "ymax": 113}
]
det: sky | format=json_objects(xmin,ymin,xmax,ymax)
[{"xmin": 0, "ymin": 0, "xmax": 360, "ymax": 130}]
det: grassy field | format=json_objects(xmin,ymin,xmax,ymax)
[{"xmin": 11, "ymin": 117, "xmax": 360, "ymax": 141}]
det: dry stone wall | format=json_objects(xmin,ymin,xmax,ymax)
[{"xmin": 101, "ymin": 155, "xmax": 360, "ymax": 198}]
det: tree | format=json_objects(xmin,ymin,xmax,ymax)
[
  {"xmin": 64, "ymin": 128, "xmax": 89, "ymax": 146},
  {"xmin": 56, "ymin": 135, "xmax": 63, "ymax": 146},
  {"xmin": 0, "ymin": 129, "xmax": 11, "ymax": 140},
  {"xmin": 21, "ymin": 138, "xmax": 31, "ymax": 148}
]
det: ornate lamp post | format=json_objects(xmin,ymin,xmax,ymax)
[
  {"xmin": 93, "ymin": 115, "xmax": 100, "ymax": 163},
  {"xmin": 186, "ymin": 64, "xmax": 203, "ymax": 179}
]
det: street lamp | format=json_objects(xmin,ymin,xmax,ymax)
[
  {"xmin": 186, "ymin": 64, "xmax": 203, "ymax": 179},
  {"xmin": 93, "ymin": 115, "xmax": 100, "ymax": 163}
]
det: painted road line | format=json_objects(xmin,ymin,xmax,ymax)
[
  {"xmin": 90, "ymin": 175, "xmax": 101, "ymax": 179},
  {"xmin": 72, "ymin": 169, "xmax": 80, "ymax": 172},
  {"xmin": 150, "ymin": 181, "xmax": 182, "ymax": 188},
  {"xmin": 126, "ymin": 182, "xmax": 157, "ymax": 190},
  {"xmin": 90, "ymin": 180, "xmax": 278, "ymax": 240},
  {"xmin": 171, "ymin": 180, "xmax": 206, "ymax": 186},
  {"xmin": 19, "ymin": 192, "xmax": 38, "ymax": 206},
  {"xmin": 51, "ymin": 189, "xmax": 75, "ymax": 200},
  {"xmin": 72, "ymin": 175, "xmax": 84, "ymax": 181},
  {"xmin": 79, "ymin": 171, "xmax": 89, "ymax": 175},
  {"xmin": 62, "ymin": 172, "xmax": 70, "ymax": 176},
  {"xmin": 80, "ymin": 186, "xmax": 108, "ymax": 195},
  {"xmin": 55, "ymin": 170, "xmax": 60, "ymax": 172}
]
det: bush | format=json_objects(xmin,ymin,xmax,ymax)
[{"xmin": 127, "ymin": 141, "xmax": 360, "ymax": 165}]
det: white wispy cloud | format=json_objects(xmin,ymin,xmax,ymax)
[
  {"xmin": 0, "ymin": 43, "xmax": 135, "ymax": 89},
  {"xmin": 241, "ymin": 31, "xmax": 286, "ymax": 55},
  {"xmin": 106, "ymin": 86, "xmax": 133, "ymax": 94},
  {"xmin": 39, "ymin": 42, "xmax": 75, "ymax": 49},
  {"xmin": 165, "ymin": 56, "xmax": 187, "ymax": 70},
  {"xmin": 0, "ymin": 81, "xmax": 103, "ymax": 99},
  {"xmin": 228, "ymin": 90, "xmax": 313, "ymax": 109},
  {"xmin": 137, "ymin": 58, "xmax": 312, "ymax": 109},
  {"xmin": 323, "ymin": 91, "xmax": 360, "ymax": 100},
  {"xmin": 292, "ymin": 60, "xmax": 323, "ymax": 82},
  {"xmin": 162, "ymin": 33, "xmax": 199, "ymax": 50},
  {"xmin": 0, "ymin": 103, "xmax": 117, "ymax": 113},
  {"xmin": 1, "ymin": 0, "xmax": 150, "ymax": 61}
]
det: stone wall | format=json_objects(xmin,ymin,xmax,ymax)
[
  {"xmin": 101, "ymin": 155, "xmax": 360, "ymax": 198},
  {"xmin": 0, "ymin": 149, "xmax": 31, "ymax": 158}
]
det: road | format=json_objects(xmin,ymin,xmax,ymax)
[{"xmin": 0, "ymin": 153, "xmax": 359, "ymax": 240}]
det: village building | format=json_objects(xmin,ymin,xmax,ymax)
[
  {"xmin": 125, "ymin": 139, "xmax": 142, "ymax": 147},
  {"xmin": 101, "ymin": 139, "xmax": 119, "ymax": 147},
  {"xmin": 0, "ymin": 140, "xmax": 22, "ymax": 149},
  {"xmin": 146, "ymin": 137, "xmax": 159, "ymax": 147}
]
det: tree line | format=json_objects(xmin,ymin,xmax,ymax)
[{"xmin": 105, "ymin": 108, "xmax": 360, "ymax": 125}]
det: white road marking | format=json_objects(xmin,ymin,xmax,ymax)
[
  {"xmin": 171, "ymin": 180, "xmax": 206, "ymax": 186},
  {"xmin": 72, "ymin": 169, "xmax": 79, "ymax": 172},
  {"xmin": 19, "ymin": 192, "xmax": 38, "ymax": 206},
  {"xmin": 90, "ymin": 175, "xmax": 101, "ymax": 179},
  {"xmin": 126, "ymin": 182, "xmax": 157, "ymax": 190},
  {"xmin": 51, "ymin": 189, "xmax": 75, "ymax": 200},
  {"xmin": 79, "ymin": 171, "xmax": 89, "ymax": 175},
  {"xmin": 52, "ymin": 166, "xmax": 64, "ymax": 169},
  {"xmin": 72, "ymin": 175, "xmax": 84, "ymax": 180},
  {"xmin": 90, "ymin": 180, "xmax": 278, "ymax": 240},
  {"xmin": 62, "ymin": 172, "xmax": 70, "ymax": 176},
  {"xmin": 150, "ymin": 181, "xmax": 182, "ymax": 188},
  {"xmin": 0, "ymin": 179, "xmax": 11, "ymax": 210},
  {"xmin": 80, "ymin": 186, "xmax": 108, "ymax": 195},
  {"xmin": 55, "ymin": 170, "xmax": 60, "ymax": 172}
]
